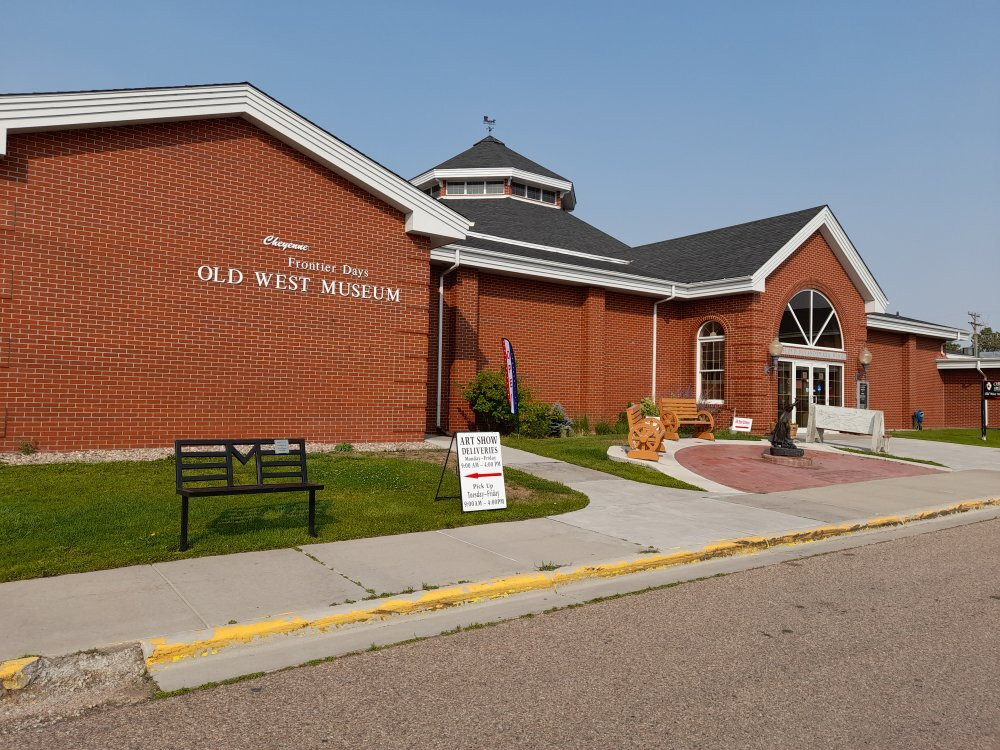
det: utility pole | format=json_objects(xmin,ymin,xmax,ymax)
[{"xmin": 968, "ymin": 312, "xmax": 983, "ymax": 357}]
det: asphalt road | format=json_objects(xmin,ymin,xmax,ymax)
[{"xmin": 15, "ymin": 519, "xmax": 1000, "ymax": 749}]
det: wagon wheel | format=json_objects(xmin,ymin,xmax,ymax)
[
  {"xmin": 629, "ymin": 418, "xmax": 665, "ymax": 451},
  {"xmin": 661, "ymin": 412, "xmax": 680, "ymax": 434}
]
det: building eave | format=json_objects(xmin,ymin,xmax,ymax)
[
  {"xmin": 867, "ymin": 315, "xmax": 969, "ymax": 341},
  {"xmin": 0, "ymin": 83, "xmax": 472, "ymax": 247},
  {"xmin": 411, "ymin": 167, "xmax": 574, "ymax": 194},
  {"xmin": 432, "ymin": 244, "xmax": 758, "ymax": 299},
  {"xmin": 937, "ymin": 358, "xmax": 1000, "ymax": 370}
]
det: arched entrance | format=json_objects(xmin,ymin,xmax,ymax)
[{"xmin": 775, "ymin": 289, "xmax": 845, "ymax": 424}]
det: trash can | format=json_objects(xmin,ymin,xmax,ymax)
[{"xmin": 912, "ymin": 410, "xmax": 924, "ymax": 430}]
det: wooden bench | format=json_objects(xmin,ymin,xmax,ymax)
[
  {"xmin": 174, "ymin": 438, "xmax": 324, "ymax": 551},
  {"xmin": 626, "ymin": 404, "xmax": 666, "ymax": 461},
  {"xmin": 657, "ymin": 398, "xmax": 715, "ymax": 441}
]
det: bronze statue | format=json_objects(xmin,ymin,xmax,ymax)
[{"xmin": 769, "ymin": 401, "xmax": 804, "ymax": 457}]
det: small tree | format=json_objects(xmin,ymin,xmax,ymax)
[{"xmin": 462, "ymin": 369, "xmax": 534, "ymax": 434}]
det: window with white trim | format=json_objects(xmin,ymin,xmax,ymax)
[
  {"xmin": 778, "ymin": 289, "xmax": 843, "ymax": 349},
  {"xmin": 446, "ymin": 181, "xmax": 503, "ymax": 195},
  {"xmin": 697, "ymin": 321, "xmax": 725, "ymax": 402},
  {"xmin": 511, "ymin": 181, "xmax": 558, "ymax": 204}
]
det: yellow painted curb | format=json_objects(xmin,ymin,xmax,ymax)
[
  {"xmin": 146, "ymin": 497, "xmax": 1000, "ymax": 668},
  {"xmin": 0, "ymin": 656, "xmax": 39, "ymax": 690}
]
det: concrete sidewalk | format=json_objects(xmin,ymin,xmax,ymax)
[{"xmin": 2, "ymin": 439, "xmax": 997, "ymax": 668}]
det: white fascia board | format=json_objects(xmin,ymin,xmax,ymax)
[
  {"xmin": 937, "ymin": 358, "xmax": 1000, "ymax": 370},
  {"xmin": 0, "ymin": 84, "xmax": 472, "ymax": 246},
  {"xmin": 411, "ymin": 167, "xmax": 573, "ymax": 193},
  {"xmin": 751, "ymin": 206, "xmax": 889, "ymax": 313},
  {"xmin": 867, "ymin": 315, "xmax": 969, "ymax": 341},
  {"xmin": 432, "ymin": 245, "xmax": 759, "ymax": 299},
  {"xmin": 466, "ymin": 231, "xmax": 631, "ymax": 265}
]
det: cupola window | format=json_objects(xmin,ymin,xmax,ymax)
[
  {"xmin": 511, "ymin": 181, "xmax": 558, "ymax": 204},
  {"xmin": 446, "ymin": 181, "xmax": 504, "ymax": 195}
]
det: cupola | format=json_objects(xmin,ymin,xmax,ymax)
[{"xmin": 411, "ymin": 135, "xmax": 576, "ymax": 210}]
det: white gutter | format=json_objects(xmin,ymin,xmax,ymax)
[
  {"xmin": 651, "ymin": 285, "xmax": 676, "ymax": 398},
  {"xmin": 435, "ymin": 247, "xmax": 461, "ymax": 433}
]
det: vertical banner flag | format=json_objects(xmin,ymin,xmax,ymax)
[{"xmin": 502, "ymin": 338, "xmax": 518, "ymax": 414}]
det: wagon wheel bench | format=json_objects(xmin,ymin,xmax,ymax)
[{"xmin": 657, "ymin": 398, "xmax": 715, "ymax": 441}]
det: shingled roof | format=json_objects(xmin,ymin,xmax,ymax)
[
  {"xmin": 430, "ymin": 136, "xmax": 568, "ymax": 181},
  {"xmin": 442, "ymin": 198, "xmax": 631, "ymax": 260},
  {"xmin": 628, "ymin": 206, "xmax": 827, "ymax": 283}
]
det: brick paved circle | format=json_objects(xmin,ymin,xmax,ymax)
[{"xmin": 674, "ymin": 443, "xmax": 939, "ymax": 493}]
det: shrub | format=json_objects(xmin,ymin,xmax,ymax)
[
  {"xmin": 462, "ymin": 369, "xmax": 533, "ymax": 434},
  {"xmin": 574, "ymin": 415, "xmax": 591, "ymax": 435},
  {"xmin": 335, "ymin": 442, "xmax": 354, "ymax": 452},
  {"xmin": 594, "ymin": 420, "xmax": 613, "ymax": 435},
  {"xmin": 639, "ymin": 397, "xmax": 658, "ymax": 417},
  {"xmin": 548, "ymin": 403, "xmax": 573, "ymax": 437},
  {"xmin": 614, "ymin": 411, "xmax": 630, "ymax": 434},
  {"xmin": 518, "ymin": 401, "xmax": 552, "ymax": 438},
  {"xmin": 18, "ymin": 439, "xmax": 38, "ymax": 455}
]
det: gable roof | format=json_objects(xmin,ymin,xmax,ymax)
[
  {"xmin": 0, "ymin": 83, "xmax": 471, "ymax": 247},
  {"xmin": 629, "ymin": 206, "xmax": 826, "ymax": 283},
  {"xmin": 430, "ymin": 136, "xmax": 567, "ymax": 181}
]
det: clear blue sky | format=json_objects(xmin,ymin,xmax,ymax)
[{"xmin": 3, "ymin": 1, "xmax": 997, "ymax": 329}]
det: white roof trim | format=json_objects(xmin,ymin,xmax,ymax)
[
  {"xmin": 937, "ymin": 358, "xmax": 1000, "ymax": 370},
  {"xmin": 433, "ymin": 244, "xmax": 758, "ymax": 299},
  {"xmin": 867, "ymin": 314, "xmax": 969, "ymax": 341},
  {"xmin": 465, "ymin": 231, "xmax": 631, "ymax": 265},
  {"xmin": 751, "ymin": 206, "xmax": 890, "ymax": 313},
  {"xmin": 411, "ymin": 167, "xmax": 573, "ymax": 193},
  {"xmin": 0, "ymin": 84, "xmax": 472, "ymax": 247}
]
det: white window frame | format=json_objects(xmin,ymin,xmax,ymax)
[
  {"xmin": 779, "ymin": 289, "xmax": 844, "ymax": 351},
  {"xmin": 696, "ymin": 321, "xmax": 725, "ymax": 404}
]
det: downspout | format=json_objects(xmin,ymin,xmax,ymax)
[
  {"xmin": 435, "ymin": 247, "xmax": 461, "ymax": 434},
  {"xmin": 651, "ymin": 285, "xmax": 676, "ymax": 399}
]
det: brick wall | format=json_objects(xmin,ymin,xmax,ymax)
[
  {"xmin": 434, "ymin": 231, "xmax": 895, "ymax": 435},
  {"xmin": 0, "ymin": 118, "xmax": 432, "ymax": 451},
  {"xmin": 941, "ymin": 370, "xmax": 1000, "ymax": 428}
]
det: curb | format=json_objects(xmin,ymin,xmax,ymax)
[
  {"xmin": 143, "ymin": 496, "xmax": 1000, "ymax": 669},
  {"xmin": 0, "ymin": 657, "xmax": 39, "ymax": 691}
]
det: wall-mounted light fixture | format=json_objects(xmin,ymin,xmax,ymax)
[
  {"xmin": 764, "ymin": 337, "xmax": 784, "ymax": 375},
  {"xmin": 857, "ymin": 346, "xmax": 873, "ymax": 380}
]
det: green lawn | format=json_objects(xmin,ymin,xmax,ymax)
[
  {"xmin": 502, "ymin": 435, "xmax": 704, "ymax": 490},
  {"xmin": 890, "ymin": 428, "xmax": 1000, "ymax": 449},
  {"xmin": 0, "ymin": 451, "xmax": 587, "ymax": 583},
  {"xmin": 834, "ymin": 446, "xmax": 946, "ymax": 467}
]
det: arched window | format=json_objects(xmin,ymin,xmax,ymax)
[
  {"xmin": 697, "ymin": 321, "xmax": 725, "ymax": 403},
  {"xmin": 779, "ymin": 290, "xmax": 843, "ymax": 349}
]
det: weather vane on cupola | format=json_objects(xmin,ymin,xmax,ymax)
[{"xmin": 483, "ymin": 115, "xmax": 496, "ymax": 135}]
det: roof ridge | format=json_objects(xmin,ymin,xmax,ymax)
[{"xmin": 635, "ymin": 205, "xmax": 827, "ymax": 250}]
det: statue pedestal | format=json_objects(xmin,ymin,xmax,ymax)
[{"xmin": 761, "ymin": 449, "xmax": 813, "ymax": 468}]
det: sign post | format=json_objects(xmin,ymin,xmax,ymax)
[
  {"xmin": 456, "ymin": 432, "xmax": 507, "ymax": 512},
  {"xmin": 983, "ymin": 380, "xmax": 999, "ymax": 441}
]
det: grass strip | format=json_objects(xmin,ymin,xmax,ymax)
[
  {"xmin": 0, "ymin": 451, "xmax": 586, "ymax": 583},
  {"xmin": 502, "ymin": 435, "xmax": 703, "ymax": 490}
]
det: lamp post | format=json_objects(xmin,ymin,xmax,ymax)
[
  {"xmin": 764, "ymin": 337, "xmax": 784, "ymax": 375},
  {"xmin": 858, "ymin": 346, "xmax": 872, "ymax": 380}
]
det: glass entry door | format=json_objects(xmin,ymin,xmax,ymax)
[{"xmin": 779, "ymin": 360, "xmax": 842, "ymax": 425}]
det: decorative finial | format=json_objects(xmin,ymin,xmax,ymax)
[{"xmin": 483, "ymin": 115, "xmax": 496, "ymax": 135}]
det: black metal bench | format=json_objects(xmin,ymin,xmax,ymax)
[{"xmin": 174, "ymin": 438, "xmax": 324, "ymax": 551}]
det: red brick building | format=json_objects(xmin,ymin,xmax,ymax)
[{"xmin": 0, "ymin": 84, "xmax": 984, "ymax": 452}]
